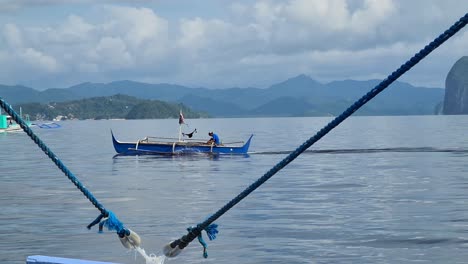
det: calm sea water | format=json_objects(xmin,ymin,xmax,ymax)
[{"xmin": 1, "ymin": 116, "xmax": 468, "ymax": 264}]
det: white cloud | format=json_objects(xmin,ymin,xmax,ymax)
[
  {"xmin": 1, "ymin": 23, "xmax": 60, "ymax": 74},
  {"xmin": 104, "ymin": 6, "xmax": 168, "ymax": 52},
  {"xmin": 349, "ymin": 0, "xmax": 396, "ymax": 34},
  {"xmin": 20, "ymin": 47, "xmax": 60, "ymax": 72},
  {"xmin": 178, "ymin": 17, "xmax": 208, "ymax": 52},
  {"xmin": 60, "ymin": 15, "xmax": 94, "ymax": 41},
  {"xmin": 3, "ymin": 23, "xmax": 23, "ymax": 48},
  {"xmin": 0, "ymin": 0, "xmax": 467, "ymax": 89},
  {"xmin": 0, "ymin": 0, "xmax": 156, "ymax": 12},
  {"xmin": 0, "ymin": 5, "xmax": 172, "ymax": 85},
  {"xmin": 284, "ymin": 0, "xmax": 350, "ymax": 31},
  {"xmin": 178, "ymin": 17, "xmax": 241, "ymax": 59},
  {"xmin": 94, "ymin": 36, "xmax": 133, "ymax": 70}
]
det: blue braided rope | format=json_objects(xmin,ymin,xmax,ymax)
[
  {"xmin": 0, "ymin": 98, "xmax": 128, "ymax": 235},
  {"xmin": 175, "ymin": 12, "xmax": 468, "ymax": 252}
]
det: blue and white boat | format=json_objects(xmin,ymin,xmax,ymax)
[{"xmin": 111, "ymin": 131, "xmax": 253, "ymax": 155}]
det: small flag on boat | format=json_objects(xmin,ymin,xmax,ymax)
[{"xmin": 179, "ymin": 110, "xmax": 185, "ymax": 125}]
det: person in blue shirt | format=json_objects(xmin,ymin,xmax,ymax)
[{"xmin": 207, "ymin": 131, "xmax": 220, "ymax": 145}]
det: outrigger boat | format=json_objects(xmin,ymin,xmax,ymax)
[
  {"xmin": 112, "ymin": 131, "xmax": 253, "ymax": 155},
  {"xmin": 112, "ymin": 110, "xmax": 253, "ymax": 155}
]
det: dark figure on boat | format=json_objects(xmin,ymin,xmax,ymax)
[
  {"xmin": 182, "ymin": 128, "xmax": 197, "ymax": 138},
  {"xmin": 207, "ymin": 131, "xmax": 220, "ymax": 145}
]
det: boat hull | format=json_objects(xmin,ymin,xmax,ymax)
[
  {"xmin": 0, "ymin": 114, "xmax": 32, "ymax": 133},
  {"xmin": 0, "ymin": 124, "xmax": 29, "ymax": 133},
  {"xmin": 112, "ymin": 132, "xmax": 253, "ymax": 155}
]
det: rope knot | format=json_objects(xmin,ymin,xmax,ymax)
[
  {"xmin": 87, "ymin": 211, "xmax": 141, "ymax": 249},
  {"xmin": 187, "ymin": 223, "xmax": 219, "ymax": 258},
  {"xmin": 87, "ymin": 211, "xmax": 125, "ymax": 234}
]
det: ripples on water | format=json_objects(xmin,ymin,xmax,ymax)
[
  {"xmin": 1, "ymin": 116, "xmax": 468, "ymax": 264},
  {"xmin": 251, "ymin": 147, "xmax": 468, "ymax": 155}
]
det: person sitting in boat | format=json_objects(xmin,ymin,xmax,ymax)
[{"xmin": 207, "ymin": 131, "xmax": 220, "ymax": 145}]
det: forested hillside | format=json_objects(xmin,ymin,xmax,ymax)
[{"xmin": 16, "ymin": 94, "xmax": 207, "ymax": 120}]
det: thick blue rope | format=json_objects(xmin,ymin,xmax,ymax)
[
  {"xmin": 0, "ymin": 99, "xmax": 129, "ymax": 237},
  {"xmin": 172, "ymin": 12, "xmax": 468, "ymax": 255}
]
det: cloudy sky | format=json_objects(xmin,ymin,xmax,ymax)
[{"xmin": 0, "ymin": 0, "xmax": 467, "ymax": 90}]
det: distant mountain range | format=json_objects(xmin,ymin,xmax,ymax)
[{"xmin": 0, "ymin": 74, "xmax": 444, "ymax": 118}]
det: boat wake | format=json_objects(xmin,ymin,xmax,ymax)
[{"xmin": 249, "ymin": 147, "xmax": 468, "ymax": 155}]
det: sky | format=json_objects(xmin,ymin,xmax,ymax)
[{"xmin": 0, "ymin": 0, "xmax": 467, "ymax": 90}]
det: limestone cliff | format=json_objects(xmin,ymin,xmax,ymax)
[{"xmin": 443, "ymin": 56, "xmax": 468, "ymax": 114}]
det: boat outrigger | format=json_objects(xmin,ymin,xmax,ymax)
[{"xmin": 112, "ymin": 131, "xmax": 253, "ymax": 155}]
